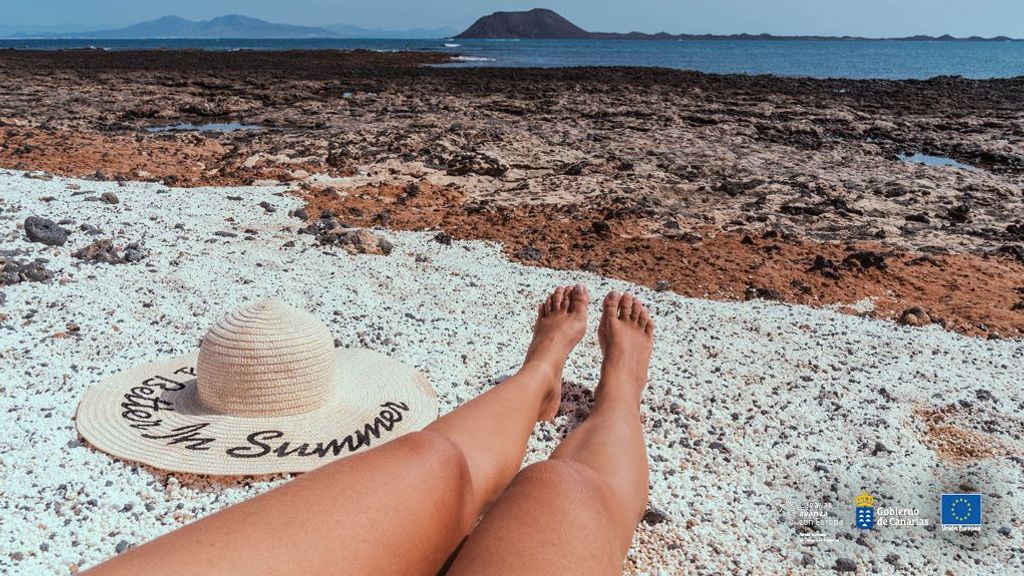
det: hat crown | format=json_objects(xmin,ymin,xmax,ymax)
[{"xmin": 197, "ymin": 299, "xmax": 336, "ymax": 417}]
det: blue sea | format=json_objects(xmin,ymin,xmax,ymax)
[{"xmin": 2, "ymin": 37, "xmax": 1023, "ymax": 79}]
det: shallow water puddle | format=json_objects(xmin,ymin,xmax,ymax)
[
  {"xmin": 899, "ymin": 152, "xmax": 979, "ymax": 172},
  {"xmin": 146, "ymin": 122, "xmax": 263, "ymax": 133}
]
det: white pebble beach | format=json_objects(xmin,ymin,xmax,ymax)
[{"xmin": 1, "ymin": 171, "xmax": 1022, "ymax": 575}]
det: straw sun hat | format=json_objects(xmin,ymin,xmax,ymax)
[{"xmin": 75, "ymin": 299, "xmax": 437, "ymax": 475}]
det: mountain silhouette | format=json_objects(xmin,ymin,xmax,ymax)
[
  {"xmin": 457, "ymin": 8, "xmax": 589, "ymax": 39},
  {"xmin": 79, "ymin": 15, "xmax": 335, "ymax": 39}
]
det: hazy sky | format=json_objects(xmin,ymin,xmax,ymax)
[{"xmin": 5, "ymin": 1, "xmax": 1023, "ymax": 37}]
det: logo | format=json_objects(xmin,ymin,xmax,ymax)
[
  {"xmin": 855, "ymin": 492, "xmax": 875, "ymax": 530},
  {"xmin": 941, "ymin": 494, "xmax": 982, "ymax": 530},
  {"xmin": 788, "ymin": 500, "xmax": 839, "ymax": 544}
]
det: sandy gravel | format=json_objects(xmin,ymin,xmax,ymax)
[{"xmin": 1, "ymin": 171, "xmax": 1022, "ymax": 575}]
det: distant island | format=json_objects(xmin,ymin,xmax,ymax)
[
  {"xmin": 3, "ymin": 14, "xmax": 455, "ymax": 40},
  {"xmin": 457, "ymin": 8, "xmax": 1021, "ymax": 41}
]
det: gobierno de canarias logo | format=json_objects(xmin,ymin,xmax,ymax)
[{"xmin": 855, "ymin": 491, "xmax": 875, "ymax": 530}]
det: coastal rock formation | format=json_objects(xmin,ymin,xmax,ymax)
[{"xmin": 0, "ymin": 50, "xmax": 1022, "ymax": 337}]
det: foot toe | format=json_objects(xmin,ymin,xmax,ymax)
[
  {"xmin": 603, "ymin": 290, "xmax": 623, "ymax": 314},
  {"xmin": 559, "ymin": 285, "xmax": 572, "ymax": 310},
  {"xmin": 547, "ymin": 288, "xmax": 561, "ymax": 312},
  {"xmin": 553, "ymin": 286, "xmax": 567, "ymax": 311},
  {"xmin": 618, "ymin": 293, "xmax": 635, "ymax": 320},
  {"xmin": 638, "ymin": 309, "xmax": 650, "ymax": 329},
  {"xmin": 568, "ymin": 283, "xmax": 590, "ymax": 314},
  {"xmin": 629, "ymin": 297, "xmax": 643, "ymax": 320}
]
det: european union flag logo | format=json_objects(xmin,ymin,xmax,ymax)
[{"xmin": 941, "ymin": 494, "xmax": 982, "ymax": 526}]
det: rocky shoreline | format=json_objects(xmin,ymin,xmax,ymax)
[{"xmin": 0, "ymin": 50, "xmax": 1022, "ymax": 337}]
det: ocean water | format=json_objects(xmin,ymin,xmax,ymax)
[
  {"xmin": 2, "ymin": 37, "xmax": 1023, "ymax": 79},
  {"xmin": 145, "ymin": 122, "xmax": 263, "ymax": 133},
  {"xmin": 899, "ymin": 152, "xmax": 979, "ymax": 171}
]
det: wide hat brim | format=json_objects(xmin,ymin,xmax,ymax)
[{"xmin": 76, "ymin": 348, "xmax": 437, "ymax": 475}]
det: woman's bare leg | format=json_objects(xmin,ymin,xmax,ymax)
[
  {"xmin": 448, "ymin": 290, "xmax": 655, "ymax": 576},
  {"xmin": 84, "ymin": 285, "xmax": 590, "ymax": 576}
]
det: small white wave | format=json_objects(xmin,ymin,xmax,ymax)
[
  {"xmin": 444, "ymin": 43, "xmax": 461, "ymax": 48},
  {"xmin": 453, "ymin": 56, "xmax": 496, "ymax": 62}
]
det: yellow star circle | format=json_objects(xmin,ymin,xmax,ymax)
[{"xmin": 950, "ymin": 497, "xmax": 972, "ymax": 521}]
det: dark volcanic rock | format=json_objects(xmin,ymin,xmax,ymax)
[
  {"xmin": 745, "ymin": 285, "xmax": 783, "ymax": 301},
  {"xmin": 299, "ymin": 217, "xmax": 343, "ymax": 237},
  {"xmin": 122, "ymin": 241, "xmax": 148, "ymax": 262},
  {"xmin": 1007, "ymin": 222, "xmax": 1024, "ymax": 240},
  {"xmin": 519, "ymin": 246, "xmax": 543, "ymax": 261},
  {"xmin": 99, "ymin": 191, "xmax": 119, "ymax": 204},
  {"xmin": 446, "ymin": 152, "xmax": 508, "ymax": 177},
  {"xmin": 809, "ymin": 255, "xmax": 842, "ymax": 279},
  {"xmin": 835, "ymin": 558, "xmax": 857, "ymax": 572},
  {"xmin": 717, "ymin": 179, "xmax": 764, "ymax": 197},
  {"xmin": 642, "ymin": 506, "xmax": 670, "ymax": 526},
  {"xmin": 0, "ymin": 257, "xmax": 52, "ymax": 285},
  {"xmin": 842, "ymin": 251, "xmax": 887, "ymax": 271},
  {"xmin": 946, "ymin": 201, "xmax": 972, "ymax": 224},
  {"xmin": 994, "ymin": 244, "xmax": 1024, "ymax": 263},
  {"xmin": 781, "ymin": 203, "xmax": 828, "ymax": 217},
  {"xmin": 975, "ymin": 389, "xmax": 997, "ymax": 402},
  {"xmin": 24, "ymin": 216, "xmax": 68, "ymax": 246},
  {"xmin": 897, "ymin": 307, "xmax": 931, "ymax": 327},
  {"xmin": 73, "ymin": 239, "xmax": 147, "ymax": 264},
  {"xmin": 74, "ymin": 239, "xmax": 121, "ymax": 263},
  {"xmin": 317, "ymin": 228, "xmax": 393, "ymax": 256}
]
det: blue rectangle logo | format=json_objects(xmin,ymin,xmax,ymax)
[{"xmin": 941, "ymin": 494, "xmax": 982, "ymax": 526}]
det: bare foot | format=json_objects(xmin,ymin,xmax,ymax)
[
  {"xmin": 596, "ymin": 290, "xmax": 655, "ymax": 407},
  {"xmin": 524, "ymin": 284, "xmax": 589, "ymax": 420}
]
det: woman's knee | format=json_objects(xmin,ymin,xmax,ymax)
[
  {"xmin": 392, "ymin": 431, "xmax": 470, "ymax": 480},
  {"xmin": 513, "ymin": 460, "xmax": 645, "ymax": 529},
  {"xmin": 388, "ymin": 431, "xmax": 474, "ymax": 504},
  {"xmin": 513, "ymin": 460, "xmax": 614, "ymax": 511}
]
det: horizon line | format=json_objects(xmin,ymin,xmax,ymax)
[{"xmin": 0, "ymin": 13, "xmax": 1019, "ymax": 41}]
